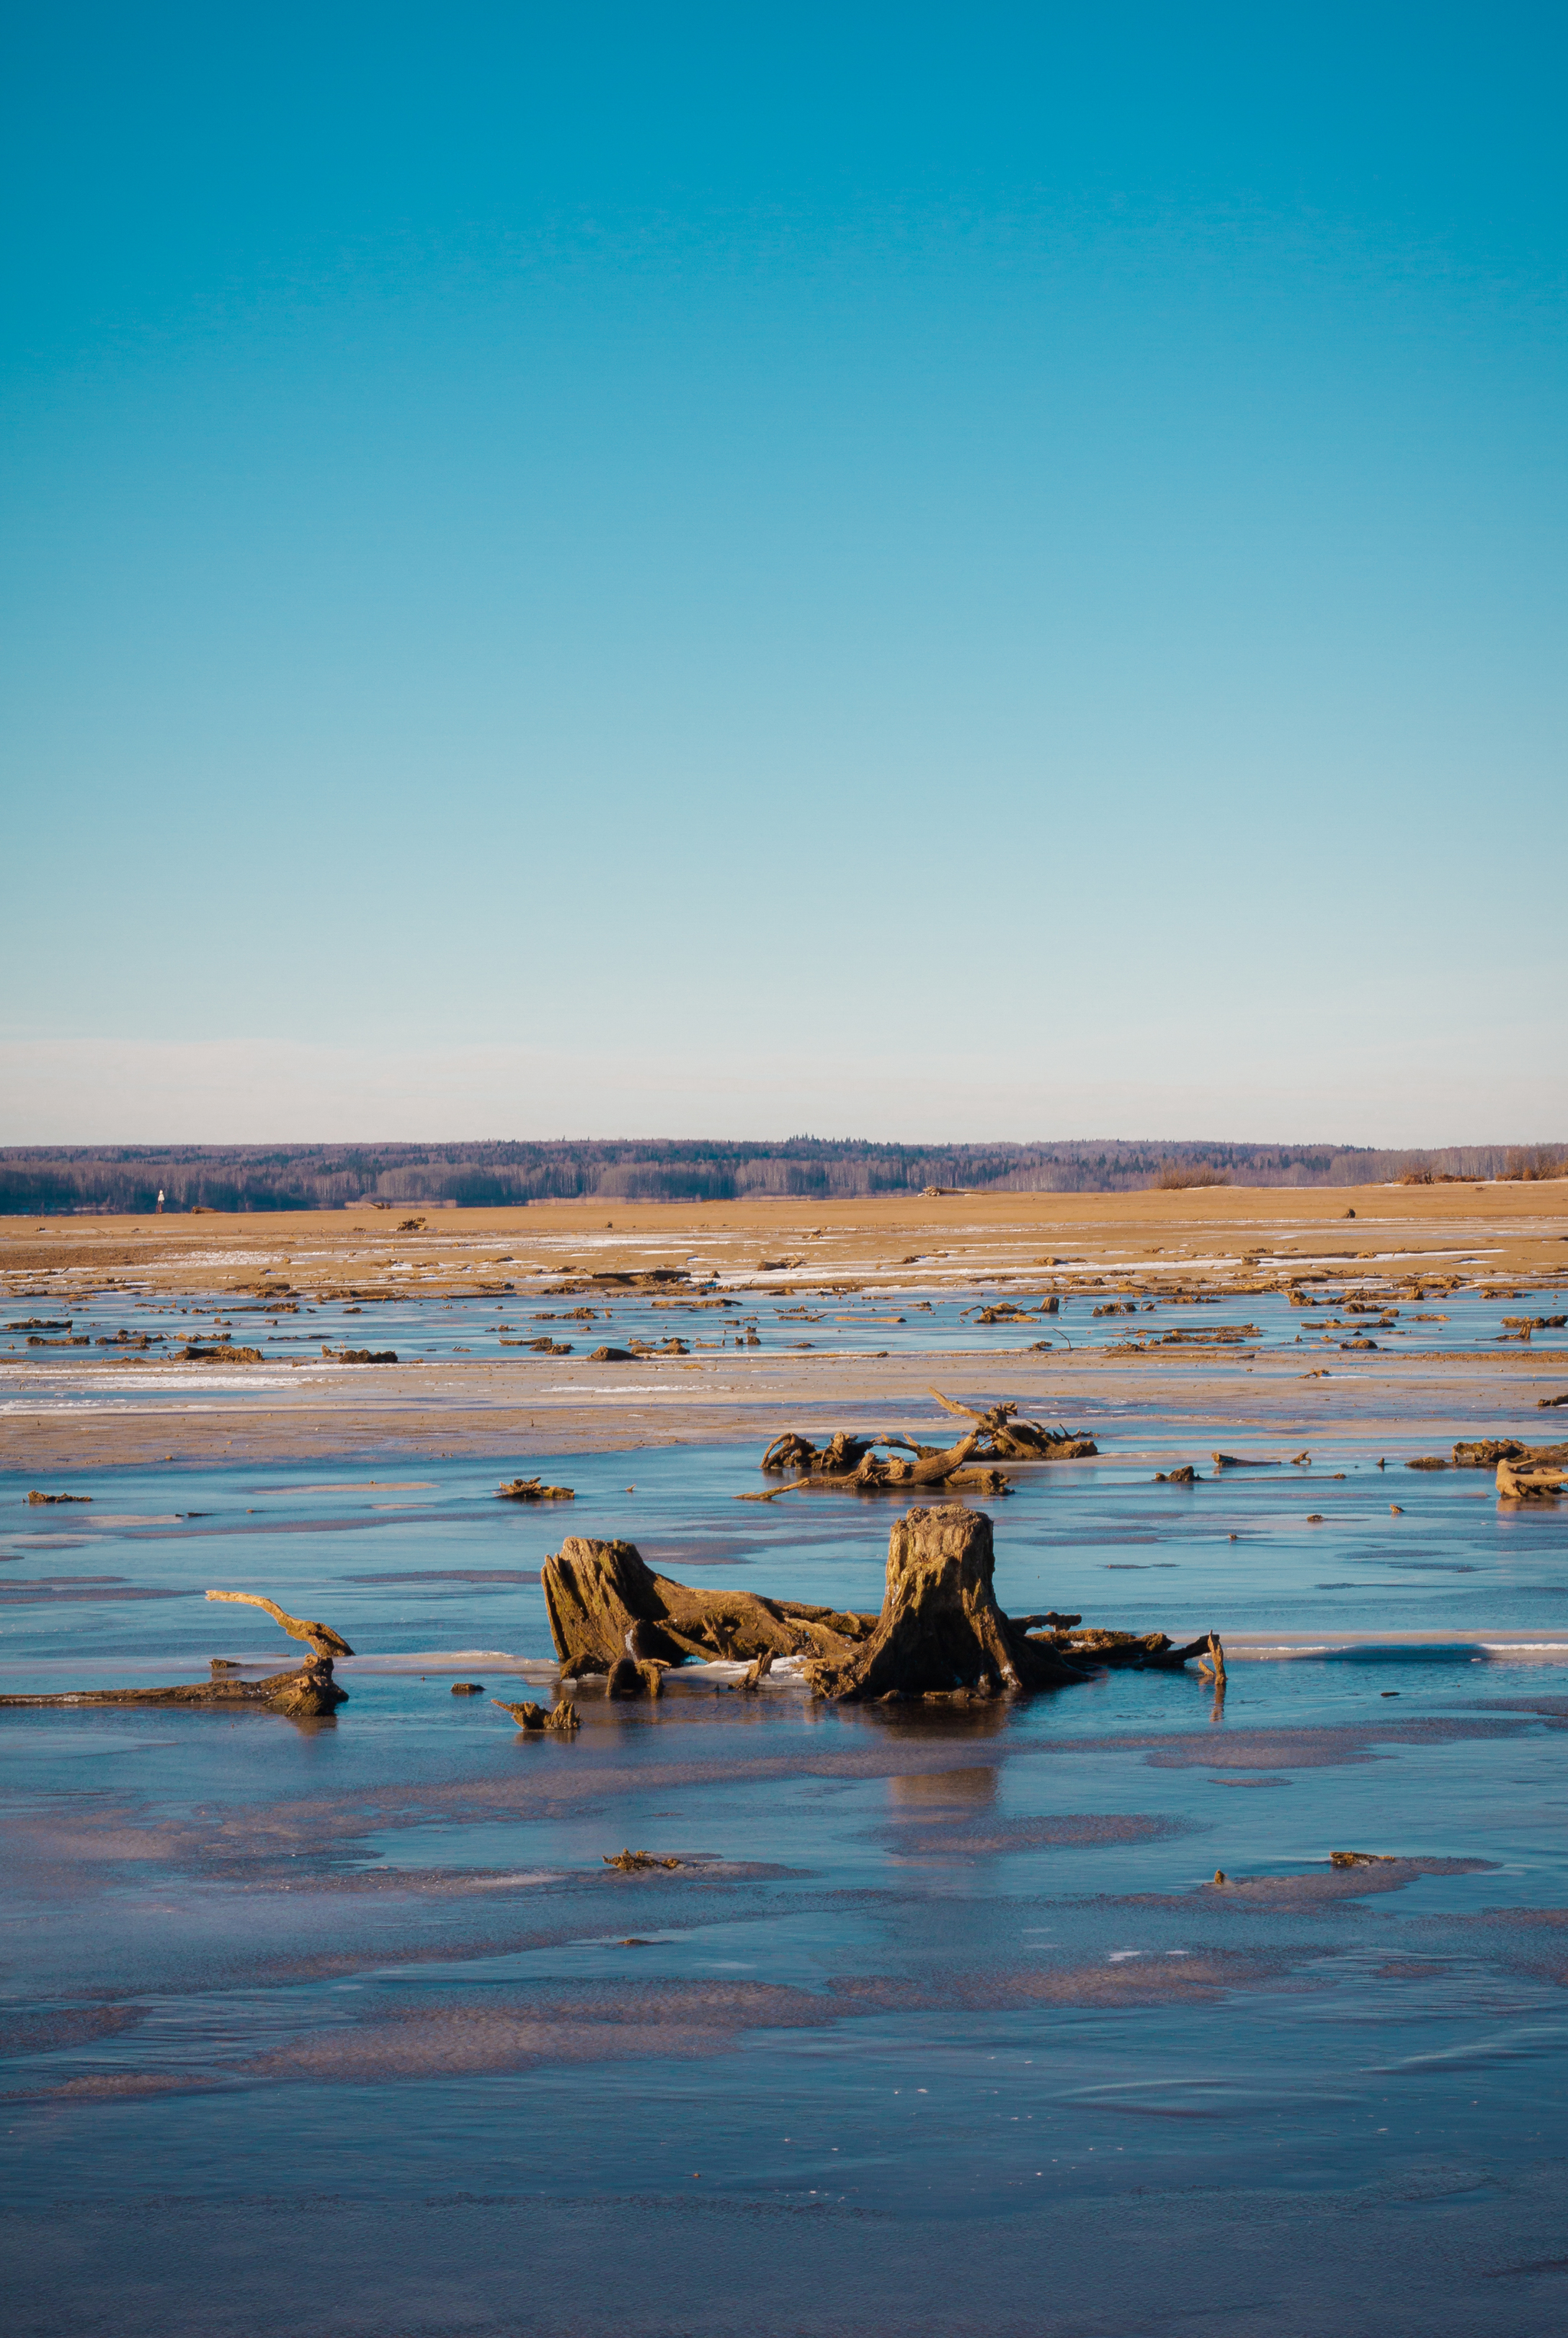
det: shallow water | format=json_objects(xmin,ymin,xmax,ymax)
[
  {"xmin": 4, "ymin": 1418, "xmax": 1568, "ymax": 2334},
  {"xmin": 5, "ymin": 1274, "xmax": 1567, "ymax": 1382}
]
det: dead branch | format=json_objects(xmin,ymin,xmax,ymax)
[{"xmin": 204, "ymin": 1589, "xmax": 354, "ymax": 1656}]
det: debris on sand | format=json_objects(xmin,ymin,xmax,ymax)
[
  {"xmin": 323, "ymin": 1347, "xmax": 398, "ymax": 1364},
  {"xmin": 495, "ymin": 1477, "xmax": 575, "ymax": 1502},
  {"xmin": 178, "ymin": 1342, "xmax": 264, "ymax": 1363},
  {"xmin": 588, "ymin": 1346, "xmax": 635, "ymax": 1362}
]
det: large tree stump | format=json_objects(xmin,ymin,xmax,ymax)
[
  {"xmin": 805, "ymin": 1505, "xmax": 1084, "ymax": 1702},
  {"xmin": 541, "ymin": 1538, "xmax": 877, "ymax": 1679}
]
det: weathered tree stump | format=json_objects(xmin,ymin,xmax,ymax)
[
  {"xmin": 542, "ymin": 1538, "xmax": 877, "ymax": 1676},
  {"xmin": 805, "ymin": 1505, "xmax": 1085, "ymax": 1702},
  {"xmin": 542, "ymin": 1519, "xmax": 1217, "ymax": 1707}
]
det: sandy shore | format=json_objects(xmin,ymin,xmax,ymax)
[{"xmin": 5, "ymin": 1345, "xmax": 1563, "ymax": 1473}]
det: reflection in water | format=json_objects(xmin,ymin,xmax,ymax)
[{"xmin": 887, "ymin": 1763, "xmax": 998, "ymax": 1808}]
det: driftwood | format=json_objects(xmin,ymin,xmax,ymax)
[
  {"xmin": 495, "ymin": 1477, "xmax": 575, "ymax": 1502},
  {"xmin": 1, "ymin": 1586, "xmax": 356, "ymax": 1717},
  {"xmin": 747, "ymin": 1393, "xmax": 1098, "ymax": 1499},
  {"xmin": 543, "ymin": 1538, "xmax": 877, "ymax": 1689},
  {"xmin": 1498, "ymin": 1457, "xmax": 1567, "ymax": 1501},
  {"xmin": 542, "ymin": 1510, "xmax": 1217, "ymax": 1708},
  {"xmin": 928, "ymin": 1391, "xmax": 1099, "ymax": 1460},
  {"xmin": 204, "ymin": 1590, "xmax": 354, "ymax": 1656},
  {"xmin": 491, "ymin": 1697, "xmax": 580, "ymax": 1731},
  {"xmin": 0, "ymin": 1654, "xmax": 346, "ymax": 1717},
  {"xmin": 751, "ymin": 1395, "xmax": 1098, "ymax": 1495}
]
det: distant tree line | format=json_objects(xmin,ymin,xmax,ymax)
[{"xmin": 0, "ymin": 1136, "xmax": 1560, "ymax": 1215}]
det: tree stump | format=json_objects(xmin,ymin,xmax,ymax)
[
  {"xmin": 541, "ymin": 1538, "xmax": 877, "ymax": 1676},
  {"xmin": 805, "ymin": 1504, "xmax": 1084, "ymax": 1702}
]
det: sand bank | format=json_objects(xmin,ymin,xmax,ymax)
[{"xmin": 4, "ymin": 1344, "xmax": 1563, "ymax": 1473}]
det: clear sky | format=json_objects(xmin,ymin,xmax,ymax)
[{"xmin": 4, "ymin": 4, "xmax": 1564, "ymax": 1146}]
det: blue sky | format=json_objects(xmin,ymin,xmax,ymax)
[{"xmin": 4, "ymin": 5, "xmax": 1564, "ymax": 1144}]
